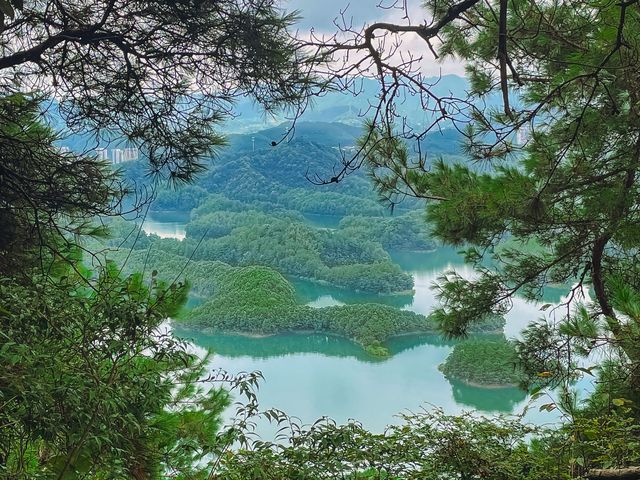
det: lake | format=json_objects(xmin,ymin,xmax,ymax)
[
  {"xmin": 142, "ymin": 211, "xmax": 190, "ymax": 240},
  {"xmin": 148, "ymin": 211, "xmax": 593, "ymax": 437}
]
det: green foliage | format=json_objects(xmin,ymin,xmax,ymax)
[
  {"xmin": 107, "ymin": 249, "xmax": 234, "ymax": 299},
  {"xmin": 152, "ymin": 184, "xmax": 209, "ymax": 211},
  {"xmin": 216, "ymin": 410, "xmax": 554, "ymax": 480},
  {"xmin": 338, "ymin": 211, "xmax": 435, "ymax": 251},
  {"xmin": 186, "ymin": 221, "xmax": 411, "ymax": 293},
  {"xmin": 195, "ymin": 140, "xmax": 385, "ymax": 215},
  {"xmin": 4, "ymin": 0, "xmax": 317, "ymax": 183},
  {"xmin": 115, "ymin": 122, "xmax": 429, "ymax": 220},
  {"xmin": 113, "ymin": 197, "xmax": 416, "ymax": 294},
  {"xmin": 346, "ymin": 0, "xmax": 640, "ymax": 474},
  {"xmin": 566, "ymin": 411, "xmax": 640, "ymax": 472},
  {"xmin": 0, "ymin": 94, "xmax": 120, "ymax": 275},
  {"xmin": 0, "ymin": 265, "xmax": 230, "ymax": 479},
  {"xmin": 185, "ymin": 209, "xmax": 304, "ymax": 240},
  {"xmin": 439, "ymin": 337, "xmax": 526, "ymax": 386},
  {"xmin": 181, "ymin": 264, "xmax": 433, "ymax": 356},
  {"xmin": 365, "ymin": 0, "xmax": 640, "ymax": 378},
  {"xmin": 104, "ymin": 240, "xmax": 485, "ymax": 352},
  {"xmin": 109, "ymin": 248, "xmax": 503, "ymax": 357}
]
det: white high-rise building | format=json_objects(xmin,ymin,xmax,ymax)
[
  {"xmin": 112, "ymin": 148, "xmax": 124, "ymax": 164},
  {"xmin": 123, "ymin": 147, "xmax": 139, "ymax": 161},
  {"xmin": 96, "ymin": 148, "xmax": 109, "ymax": 161},
  {"xmin": 110, "ymin": 147, "xmax": 138, "ymax": 164}
]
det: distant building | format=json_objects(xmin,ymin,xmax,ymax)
[
  {"xmin": 96, "ymin": 148, "xmax": 109, "ymax": 161},
  {"xmin": 112, "ymin": 148, "xmax": 124, "ymax": 164},
  {"xmin": 123, "ymin": 147, "xmax": 139, "ymax": 162},
  {"xmin": 110, "ymin": 147, "xmax": 139, "ymax": 164}
]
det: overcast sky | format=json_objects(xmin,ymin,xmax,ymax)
[
  {"xmin": 286, "ymin": 0, "xmax": 387, "ymax": 30},
  {"xmin": 284, "ymin": 0, "xmax": 466, "ymax": 76}
]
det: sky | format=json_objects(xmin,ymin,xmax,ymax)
[
  {"xmin": 284, "ymin": 0, "xmax": 466, "ymax": 76},
  {"xmin": 286, "ymin": 0, "xmax": 387, "ymax": 30}
]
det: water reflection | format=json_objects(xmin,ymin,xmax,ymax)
[
  {"xmin": 295, "ymin": 247, "xmax": 577, "ymax": 341},
  {"xmin": 174, "ymin": 328, "xmax": 377, "ymax": 362},
  {"xmin": 292, "ymin": 276, "xmax": 413, "ymax": 309},
  {"xmin": 174, "ymin": 329, "xmax": 535, "ymax": 433},
  {"xmin": 173, "ymin": 326, "xmax": 537, "ymax": 430},
  {"xmin": 449, "ymin": 379, "xmax": 528, "ymax": 412}
]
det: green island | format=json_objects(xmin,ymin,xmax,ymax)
[
  {"xmin": 111, "ymin": 249, "xmax": 503, "ymax": 356},
  {"xmin": 439, "ymin": 338, "xmax": 527, "ymax": 387},
  {"xmin": 108, "ymin": 197, "xmax": 426, "ymax": 294},
  {"xmin": 95, "ymin": 128, "xmax": 507, "ymax": 359}
]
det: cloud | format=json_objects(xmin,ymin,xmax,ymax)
[
  {"xmin": 285, "ymin": 0, "xmax": 385, "ymax": 30},
  {"xmin": 285, "ymin": 0, "xmax": 466, "ymax": 76}
]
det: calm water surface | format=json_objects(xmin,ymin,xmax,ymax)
[
  {"xmin": 149, "ymin": 212, "xmax": 593, "ymax": 437},
  {"xmin": 142, "ymin": 211, "xmax": 190, "ymax": 240}
]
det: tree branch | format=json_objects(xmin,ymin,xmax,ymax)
[
  {"xmin": 497, "ymin": 0, "xmax": 513, "ymax": 119},
  {"xmin": 0, "ymin": 28, "xmax": 119, "ymax": 69},
  {"xmin": 587, "ymin": 466, "xmax": 640, "ymax": 480}
]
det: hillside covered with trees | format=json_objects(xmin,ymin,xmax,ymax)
[{"xmin": 106, "ymin": 123, "xmax": 448, "ymax": 295}]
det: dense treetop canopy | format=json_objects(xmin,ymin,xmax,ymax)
[
  {"xmin": 0, "ymin": 0, "xmax": 318, "ymax": 275},
  {"xmin": 311, "ymin": 0, "xmax": 640, "ymax": 391},
  {"xmin": 0, "ymin": 1, "xmax": 318, "ymax": 477}
]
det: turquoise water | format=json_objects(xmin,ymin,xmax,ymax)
[
  {"xmin": 176, "ymin": 329, "xmax": 534, "ymax": 433},
  {"xmin": 146, "ymin": 212, "xmax": 591, "ymax": 436},
  {"xmin": 142, "ymin": 211, "xmax": 190, "ymax": 240}
]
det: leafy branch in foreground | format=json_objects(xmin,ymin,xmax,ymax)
[
  {"xmin": 328, "ymin": 0, "xmax": 640, "ymax": 411},
  {"xmin": 0, "ymin": 0, "xmax": 320, "ymax": 183},
  {"xmin": 0, "ymin": 257, "xmax": 221, "ymax": 478},
  {"xmin": 211, "ymin": 401, "xmax": 640, "ymax": 480}
]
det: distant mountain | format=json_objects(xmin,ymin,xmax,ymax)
[
  {"xmin": 48, "ymin": 74, "xmax": 479, "ymax": 153},
  {"xmin": 116, "ymin": 119, "xmax": 467, "ymax": 215},
  {"xmin": 48, "ymin": 71, "xmax": 471, "ymax": 179},
  {"xmin": 225, "ymin": 120, "xmax": 464, "ymax": 157},
  {"xmin": 226, "ymin": 121, "xmax": 363, "ymax": 151},
  {"xmin": 221, "ymin": 74, "xmax": 477, "ymax": 133},
  {"xmin": 208, "ymin": 122, "xmax": 462, "ymax": 207}
]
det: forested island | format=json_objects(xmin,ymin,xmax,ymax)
[
  {"xmin": 109, "ymin": 129, "xmax": 444, "ymax": 295},
  {"xmin": 108, "ymin": 248, "xmax": 503, "ymax": 357},
  {"xmin": 439, "ymin": 338, "xmax": 526, "ymax": 387},
  {"xmin": 81, "ymin": 121, "xmax": 520, "ymax": 359}
]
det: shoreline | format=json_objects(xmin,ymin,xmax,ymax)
[
  {"xmin": 438, "ymin": 368, "xmax": 520, "ymax": 390},
  {"xmin": 288, "ymin": 274, "xmax": 415, "ymax": 297},
  {"xmin": 174, "ymin": 324, "xmax": 442, "ymax": 358},
  {"xmin": 457, "ymin": 378, "xmax": 519, "ymax": 389}
]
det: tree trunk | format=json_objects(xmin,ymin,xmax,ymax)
[{"xmin": 587, "ymin": 466, "xmax": 640, "ymax": 479}]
